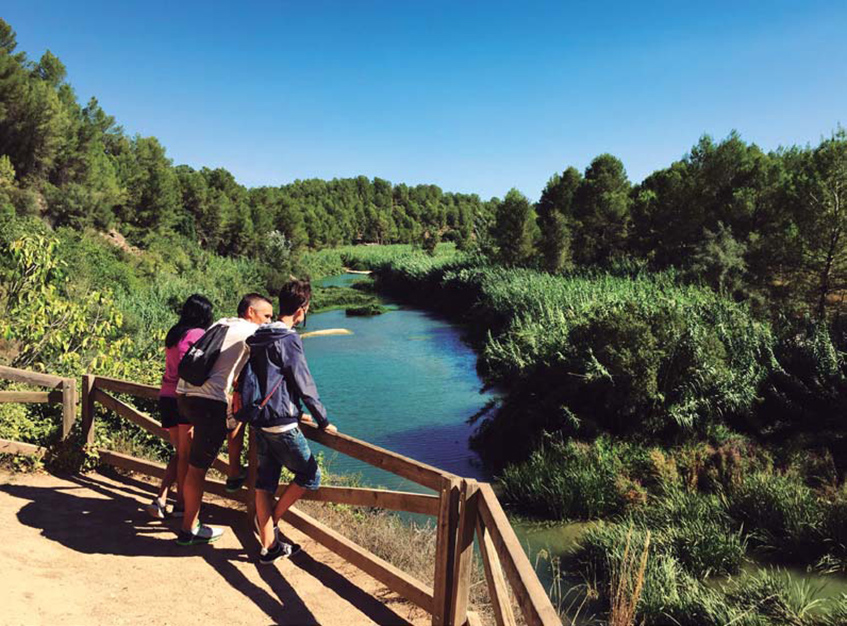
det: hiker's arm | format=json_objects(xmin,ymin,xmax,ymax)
[{"xmin": 287, "ymin": 338, "xmax": 331, "ymax": 430}]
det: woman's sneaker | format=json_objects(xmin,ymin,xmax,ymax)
[
  {"xmin": 253, "ymin": 514, "xmax": 280, "ymax": 545},
  {"xmin": 143, "ymin": 499, "xmax": 168, "ymax": 519},
  {"xmin": 176, "ymin": 524, "xmax": 225, "ymax": 546},
  {"xmin": 259, "ymin": 540, "xmax": 301, "ymax": 565},
  {"xmin": 225, "ymin": 469, "xmax": 247, "ymax": 492}
]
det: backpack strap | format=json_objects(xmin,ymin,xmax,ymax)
[{"xmin": 258, "ymin": 377, "xmax": 284, "ymax": 409}]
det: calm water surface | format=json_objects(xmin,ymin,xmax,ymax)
[{"xmin": 306, "ymin": 275, "xmax": 492, "ymax": 491}]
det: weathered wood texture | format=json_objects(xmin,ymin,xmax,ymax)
[
  {"xmin": 294, "ymin": 485, "xmax": 440, "ymax": 516},
  {"xmin": 283, "ymin": 505, "xmax": 434, "ymax": 613},
  {"xmin": 98, "ymin": 450, "xmax": 247, "ymax": 503},
  {"xmin": 476, "ymin": 518, "xmax": 517, "ymax": 626},
  {"xmin": 477, "ymin": 484, "xmax": 561, "ymax": 626},
  {"xmin": 92, "ymin": 388, "xmax": 169, "ymax": 441},
  {"xmin": 300, "ymin": 418, "xmax": 448, "ymax": 491},
  {"xmin": 432, "ymin": 476, "xmax": 461, "ymax": 626},
  {"xmin": 81, "ymin": 374, "xmax": 95, "ymax": 445},
  {"xmin": 466, "ymin": 612, "xmax": 483, "ymax": 626},
  {"xmin": 61, "ymin": 378, "xmax": 77, "ymax": 439},
  {"xmin": 93, "ymin": 376, "xmax": 159, "ymax": 400},
  {"xmin": 449, "ymin": 480, "xmax": 479, "ymax": 625},
  {"xmin": 0, "ymin": 438, "xmax": 46, "ymax": 458},
  {"xmin": 0, "ymin": 391, "xmax": 63, "ymax": 403},
  {"xmin": 0, "ymin": 365, "xmax": 66, "ymax": 388}
]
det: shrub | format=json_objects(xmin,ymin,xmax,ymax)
[
  {"xmin": 728, "ymin": 472, "xmax": 825, "ymax": 559},
  {"xmin": 499, "ymin": 438, "xmax": 640, "ymax": 519}
]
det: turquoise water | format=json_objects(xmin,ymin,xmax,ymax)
[{"xmin": 305, "ymin": 276, "xmax": 493, "ymax": 492}]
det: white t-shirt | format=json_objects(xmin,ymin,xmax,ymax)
[{"xmin": 176, "ymin": 317, "xmax": 258, "ymax": 403}]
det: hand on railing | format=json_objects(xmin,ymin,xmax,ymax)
[{"xmin": 300, "ymin": 414, "xmax": 338, "ymax": 434}]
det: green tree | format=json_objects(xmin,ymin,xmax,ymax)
[
  {"xmin": 491, "ymin": 188, "xmax": 538, "ymax": 266},
  {"xmin": 572, "ymin": 154, "xmax": 631, "ymax": 265},
  {"xmin": 536, "ymin": 166, "xmax": 581, "ymax": 272},
  {"xmin": 791, "ymin": 129, "xmax": 847, "ymax": 319}
]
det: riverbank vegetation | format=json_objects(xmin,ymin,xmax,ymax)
[{"xmin": 3, "ymin": 16, "xmax": 847, "ymax": 624}]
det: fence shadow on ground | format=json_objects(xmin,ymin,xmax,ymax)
[{"xmin": 0, "ymin": 470, "xmax": 414, "ymax": 626}]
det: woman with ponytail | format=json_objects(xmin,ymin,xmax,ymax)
[{"xmin": 144, "ymin": 294, "xmax": 213, "ymax": 519}]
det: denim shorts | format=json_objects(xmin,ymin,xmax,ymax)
[{"xmin": 255, "ymin": 426, "xmax": 321, "ymax": 492}]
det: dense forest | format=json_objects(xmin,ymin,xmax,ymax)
[{"xmin": 4, "ymin": 15, "xmax": 847, "ymax": 624}]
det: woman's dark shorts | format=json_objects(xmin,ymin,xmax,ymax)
[
  {"xmin": 255, "ymin": 427, "xmax": 321, "ymax": 492},
  {"xmin": 178, "ymin": 395, "xmax": 228, "ymax": 470},
  {"xmin": 158, "ymin": 396, "xmax": 191, "ymax": 429}
]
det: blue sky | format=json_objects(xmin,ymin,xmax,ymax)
[{"xmin": 3, "ymin": 1, "xmax": 846, "ymax": 200}]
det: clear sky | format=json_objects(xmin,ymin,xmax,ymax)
[{"xmin": 3, "ymin": 1, "xmax": 846, "ymax": 200}]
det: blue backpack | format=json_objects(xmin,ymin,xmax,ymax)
[{"xmin": 234, "ymin": 358, "xmax": 283, "ymax": 425}]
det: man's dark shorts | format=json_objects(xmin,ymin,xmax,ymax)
[
  {"xmin": 159, "ymin": 396, "xmax": 191, "ymax": 429},
  {"xmin": 178, "ymin": 395, "xmax": 228, "ymax": 470},
  {"xmin": 256, "ymin": 427, "xmax": 321, "ymax": 493}
]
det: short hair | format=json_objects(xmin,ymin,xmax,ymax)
[
  {"xmin": 237, "ymin": 293, "xmax": 272, "ymax": 318},
  {"xmin": 278, "ymin": 280, "xmax": 312, "ymax": 317}
]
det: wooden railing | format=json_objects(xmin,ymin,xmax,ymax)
[
  {"xmin": 5, "ymin": 368, "xmax": 562, "ymax": 626},
  {"xmin": 0, "ymin": 365, "xmax": 77, "ymax": 457}
]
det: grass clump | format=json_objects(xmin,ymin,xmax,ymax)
[{"xmin": 499, "ymin": 437, "xmax": 646, "ymax": 520}]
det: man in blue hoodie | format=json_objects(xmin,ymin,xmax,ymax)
[{"xmin": 246, "ymin": 279, "xmax": 337, "ymax": 564}]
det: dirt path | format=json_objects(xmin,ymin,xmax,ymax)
[{"xmin": 0, "ymin": 470, "xmax": 429, "ymax": 626}]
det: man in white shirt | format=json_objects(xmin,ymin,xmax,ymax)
[{"xmin": 176, "ymin": 293, "xmax": 273, "ymax": 546}]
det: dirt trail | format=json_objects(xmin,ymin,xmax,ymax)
[{"xmin": 0, "ymin": 470, "xmax": 429, "ymax": 626}]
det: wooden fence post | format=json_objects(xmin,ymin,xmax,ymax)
[
  {"xmin": 81, "ymin": 374, "xmax": 95, "ymax": 446},
  {"xmin": 61, "ymin": 377, "xmax": 77, "ymax": 440},
  {"xmin": 432, "ymin": 476, "xmax": 461, "ymax": 626},
  {"xmin": 449, "ymin": 479, "xmax": 479, "ymax": 626}
]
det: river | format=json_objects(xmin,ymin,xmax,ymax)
[{"xmin": 308, "ymin": 274, "xmax": 578, "ymax": 591}]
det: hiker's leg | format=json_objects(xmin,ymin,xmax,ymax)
[
  {"xmin": 273, "ymin": 428, "xmax": 320, "ymax": 524},
  {"xmin": 159, "ymin": 427, "xmax": 180, "ymax": 501},
  {"xmin": 227, "ymin": 421, "xmax": 244, "ymax": 478},
  {"xmin": 180, "ymin": 397, "xmax": 228, "ymax": 533},
  {"xmin": 272, "ymin": 481, "xmax": 306, "ymax": 523},
  {"xmin": 176, "ymin": 423, "xmax": 193, "ymax": 508},
  {"xmin": 181, "ymin": 464, "xmax": 206, "ymax": 532},
  {"xmin": 255, "ymin": 489, "xmax": 277, "ymax": 549}
]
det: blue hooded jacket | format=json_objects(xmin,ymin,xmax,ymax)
[{"xmin": 243, "ymin": 322, "xmax": 329, "ymax": 429}]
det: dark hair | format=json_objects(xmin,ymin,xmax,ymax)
[
  {"xmin": 165, "ymin": 294, "xmax": 213, "ymax": 348},
  {"xmin": 237, "ymin": 292, "xmax": 272, "ymax": 318},
  {"xmin": 278, "ymin": 280, "xmax": 312, "ymax": 317}
]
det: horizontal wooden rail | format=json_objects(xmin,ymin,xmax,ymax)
[
  {"xmin": 98, "ymin": 450, "xmax": 247, "ymax": 503},
  {"xmin": 283, "ymin": 505, "xmax": 435, "ymax": 613},
  {"xmin": 92, "ymin": 388, "xmax": 169, "ymax": 441},
  {"xmin": 0, "ymin": 365, "xmax": 67, "ymax": 388},
  {"xmin": 92, "ymin": 387, "xmax": 234, "ymax": 479},
  {"xmin": 294, "ymin": 485, "xmax": 440, "ymax": 516},
  {"xmin": 0, "ymin": 390, "xmax": 64, "ymax": 403},
  {"xmin": 477, "ymin": 484, "xmax": 560, "ymax": 626},
  {"xmin": 0, "ymin": 438, "xmax": 47, "ymax": 458},
  {"xmin": 93, "ymin": 376, "xmax": 160, "ymax": 401},
  {"xmin": 300, "ymin": 419, "xmax": 451, "ymax": 491},
  {"xmin": 1, "ymin": 366, "xmax": 76, "ymax": 441}
]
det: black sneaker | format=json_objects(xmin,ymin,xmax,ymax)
[
  {"xmin": 226, "ymin": 470, "xmax": 247, "ymax": 492},
  {"xmin": 176, "ymin": 524, "xmax": 225, "ymax": 546},
  {"xmin": 259, "ymin": 540, "xmax": 301, "ymax": 565}
]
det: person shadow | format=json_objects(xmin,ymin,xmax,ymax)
[{"xmin": 0, "ymin": 470, "xmax": 414, "ymax": 626}]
